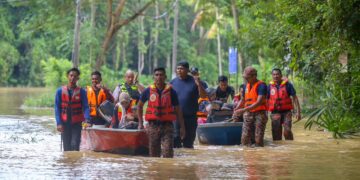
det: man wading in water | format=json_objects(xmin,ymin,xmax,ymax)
[
  {"xmin": 137, "ymin": 67, "xmax": 185, "ymax": 158},
  {"xmin": 267, "ymin": 68, "xmax": 301, "ymax": 140},
  {"xmin": 54, "ymin": 68, "xmax": 90, "ymax": 151},
  {"xmin": 233, "ymin": 67, "xmax": 268, "ymax": 147}
]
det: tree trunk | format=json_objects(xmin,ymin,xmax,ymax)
[
  {"xmin": 165, "ymin": 13, "xmax": 171, "ymax": 77},
  {"xmin": 71, "ymin": 0, "xmax": 82, "ymax": 68},
  {"xmin": 153, "ymin": 0, "xmax": 159, "ymax": 69},
  {"xmin": 112, "ymin": 42, "xmax": 118, "ymax": 70},
  {"xmin": 95, "ymin": 0, "xmax": 153, "ymax": 70},
  {"xmin": 231, "ymin": 0, "xmax": 244, "ymax": 74},
  {"xmin": 89, "ymin": 0, "xmax": 96, "ymax": 67},
  {"xmin": 216, "ymin": 7, "xmax": 223, "ymax": 75},
  {"xmin": 171, "ymin": 0, "xmax": 179, "ymax": 78},
  {"xmin": 137, "ymin": 15, "xmax": 145, "ymax": 76}
]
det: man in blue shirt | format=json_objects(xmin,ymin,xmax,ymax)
[
  {"xmin": 55, "ymin": 68, "xmax": 90, "ymax": 151},
  {"xmin": 171, "ymin": 61, "xmax": 207, "ymax": 148}
]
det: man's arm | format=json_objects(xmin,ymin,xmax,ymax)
[
  {"xmin": 174, "ymin": 106, "xmax": 186, "ymax": 140},
  {"xmin": 103, "ymin": 87, "xmax": 114, "ymax": 103},
  {"xmin": 194, "ymin": 76, "xmax": 207, "ymax": 98},
  {"xmin": 80, "ymin": 89, "xmax": 91, "ymax": 122},
  {"xmin": 137, "ymin": 101, "xmax": 145, "ymax": 129},
  {"xmin": 292, "ymin": 95, "xmax": 301, "ymax": 121},
  {"xmin": 54, "ymin": 88, "xmax": 63, "ymax": 132}
]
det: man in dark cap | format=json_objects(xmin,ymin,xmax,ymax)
[{"xmin": 171, "ymin": 61, "xmax": 207, "ymax": 148}]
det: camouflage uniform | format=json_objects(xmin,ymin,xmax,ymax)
[
  {"xmin": 242, "ymin": 111, "xmax": 268, "ymax": 146},
  {"xmin": 271, "ymin": 111, "xmax": 293, "ymax": 140},
  {"xmin": 147, "ymin": 121, "xmax": 174, "ymax": 158}
]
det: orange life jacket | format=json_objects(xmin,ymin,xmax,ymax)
[
  {"xmin": 145, "ymin": 84, "xmax": 176, "ymax": 122},
  {"xmin": 244, "ymin": 80, "xmax": 267, "ymax": 112},
  {"xmin": 197, "ymin": 97, "xmax": 209, "ymax": 118},
  {"xmin": 60, "ymin": 86, "xmax": 84, "ymax": 124},
  {"xmin": 268, "ymin": 79, "xmax": 293, "ymax": 111},
  {"xmin": 87, "ymin": 86, "xmax": 107, "ymax": 117}
]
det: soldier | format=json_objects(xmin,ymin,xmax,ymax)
[
  {"xmin": 137, "ymin": 67, "xmax": 185, "ymax": 158},
  {"xmin": 233, "ymin": 67, "xmax": 268, "ymax": 147}
]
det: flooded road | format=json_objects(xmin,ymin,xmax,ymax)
[{"xmin": 1, "ymin": 88, "xmax": 360, "ymax": 179}]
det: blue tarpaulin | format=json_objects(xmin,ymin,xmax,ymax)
[{"xmin": 229, "ymin": 47, "xmax": 237, "ymax": 74}]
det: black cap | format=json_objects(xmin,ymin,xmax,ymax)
[
  {"xmin": 177, "ymin": 60, "xmax": 189, "ymax": 69},
  {"xmin": 218, "ymin": 75, "xmax": 228, "ymax": 82},
  {"xmin": 190, "ymin": 67, "xmax": 199, "ymax": 74}
]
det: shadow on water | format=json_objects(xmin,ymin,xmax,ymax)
[{"xmin": 1, "ymin": 88, "xmax": 360, "ymax": 179}]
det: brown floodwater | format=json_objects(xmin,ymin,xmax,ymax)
[{"xmin": 0, "ymin": 87, "xmax": 360, "ymax": 179}]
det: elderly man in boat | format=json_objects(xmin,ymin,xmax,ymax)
[
  {"xmin": 113, "ymin": 70, "xmax": 145, "ymax": 105},
  {"xmin": 111, "ymin": 92, "xmax": 138, "ymax": 129},
  {"xmin": 137, "ymin": 67, "xmax": 186, "ymax": 158}
]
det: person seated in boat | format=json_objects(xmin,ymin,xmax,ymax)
[
  {"xmin": 112, "ymin": 70, "xmax": 145, "ymax": 105},
  {"xmin": 111, "ymin": 92, "xmax": 138, "ymax": 129},
  {"xmin": 215, "ymin": 75, "xmax": 235, "ymax": 103},
  {"xmin": 86, "ymin": 71, "xmax": 114, "ymax": 127},
  {"xmin": 197, "ymin": 88, "xmax": 217, "ymax": 124}
]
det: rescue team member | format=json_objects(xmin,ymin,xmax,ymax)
[
  {"xmin": 86, "ymin": 71, "xmax": 114, "ymax": 126},
  {"xmin": 111, "ymin": 92, "xmax": 138, "ymax": 129},
  {"xmin": 171, "ymin": 61, "xmax": 207, "ymax": 148},
  {"xmin": 233, "ymin": 66, "xmax": 268, "ymax": 147},
  {"xmin": 113, "ymin": 70, "xmax": 145, "ymax": 104},
  {"xmin": 54, "ymin": 68, "xmax": 90, "ymax": 151},
  {"xmin": 137, "ymin": 67, "xmax": 185, "ymax": 158},
  {"xmin": 268, "ymin": 68, "xmax": 301, "ymax": 140}
]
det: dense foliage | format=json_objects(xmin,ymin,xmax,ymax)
[{"xmin": 1, "ymin": 0, "xmax": 359, "ymax": 137}]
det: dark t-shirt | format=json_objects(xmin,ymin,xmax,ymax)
[
  {"xmin": 139, "ymin": 87, "xmax": 179, "ymax": 106},
  {"xmin": 216, "ymin": 86, "xmax": 235, "ymax": 102},
  {"xmin": 170, "ymin": 75, "xmax": 199, "ymax": 116},
  {"xmin": 267, "ymin": 82, "xmax": 296, "ymax": 99}
]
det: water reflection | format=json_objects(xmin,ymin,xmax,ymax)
[{"xmin": 0, "ymin": 88, "xmax": 52, "ymax": 116}]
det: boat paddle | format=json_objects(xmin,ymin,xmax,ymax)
[{"xmin": 60, "ymin": 133, "xmax": 63, "ymax": 152}]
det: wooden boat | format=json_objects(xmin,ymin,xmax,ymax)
[
  {"xmin": 197, "ymin": 122, "xmax": 243, "ymax": 145},
  {"xmin": 81, "ymin": 127, "xmax": 149, "ymax": 155}
]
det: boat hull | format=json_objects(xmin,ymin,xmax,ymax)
[
  {"xmin": 81, "ymin": 127, "xmax": 149, "ymax": 155},
  {"xmin": 197, "ymin": 122, "xmax": 243, "ymax": 145}
]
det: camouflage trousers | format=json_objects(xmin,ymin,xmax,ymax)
[
  {"xmin": 242, "ymin": 111, "xmax": 268, "ymax": 147},
  {"xmin": 147, "ymin": 121, "xmax": 174, "ymax": 158},
  {"xmin": 270, "ymin": 111, "xmax": 293, "ymax": 141}
]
